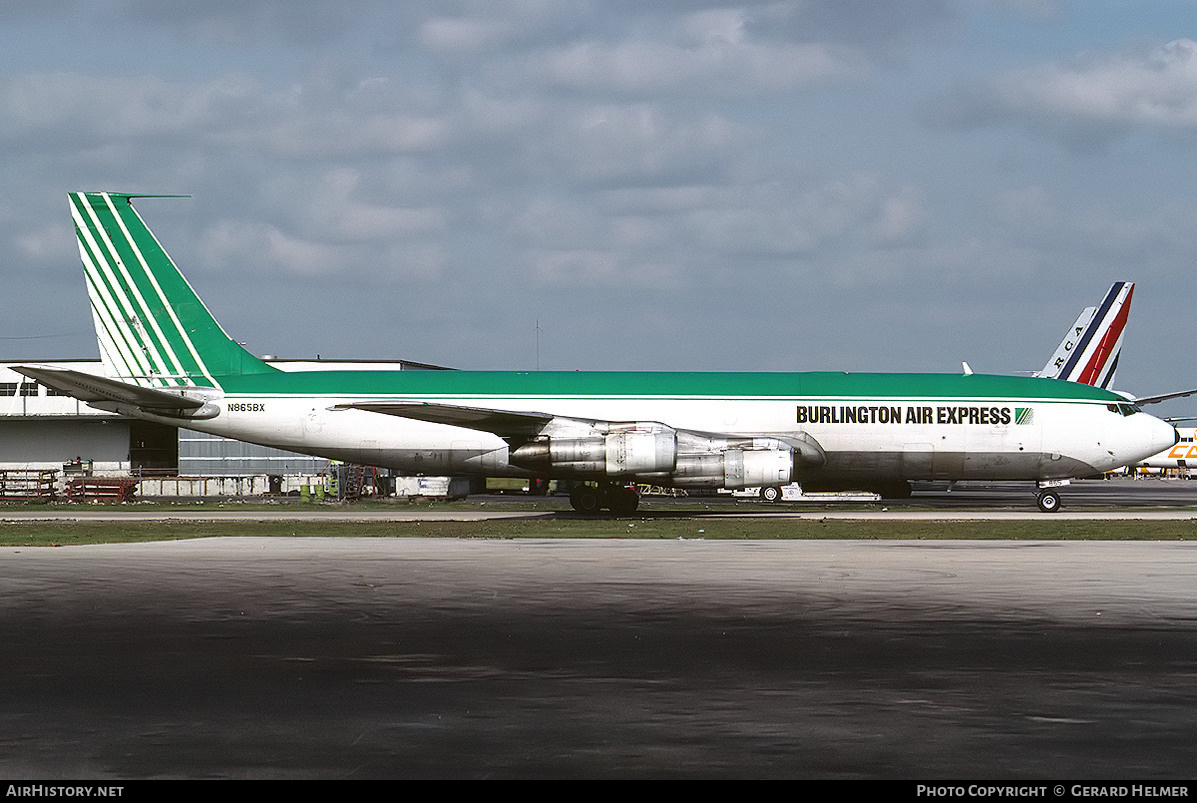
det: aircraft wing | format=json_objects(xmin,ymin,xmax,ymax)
[
  {"xmin": 12, "ymin": 365, "xmax": 216, "ymax": 417},
  {"xmin": 1128, "ymin": 388, "xmax": 1197, "ymax": 406},
  {"xmin": 337, "ymin": 400, "xmax": 827, "ymax": 469},
  {"xmin": 335, "ymin": 400, "xmax": 557, "ymax": 440}
]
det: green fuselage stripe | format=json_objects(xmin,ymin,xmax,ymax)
[{"xmin": 213, "ymin": 370, "xmax": 1123, "ymax": 403}]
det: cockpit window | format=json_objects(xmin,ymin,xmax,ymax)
[{"xmin": 1107, "ymin": 402, "xmax": 1142, "ymax": 416}]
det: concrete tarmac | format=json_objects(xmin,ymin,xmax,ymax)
[{"xmin": 2, "ymin": 537, "xmax": 1195, "ymax": 778}]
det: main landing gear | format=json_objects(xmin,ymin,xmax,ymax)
[{"xmin": 569, "ymin": 483, "xmax": 640, "ymax": 516}]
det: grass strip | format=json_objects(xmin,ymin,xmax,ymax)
[{"xmin": 1, "ymin": 517, "xmax": 1194, "ymax": 546}]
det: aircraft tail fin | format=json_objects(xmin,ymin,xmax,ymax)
[
  {"xmin": 70, "ymin": 192, "xmax": 278, "ymax": 388},
  {"xmin": 1037, "ymin": 281, "xmax": 1132, "ymax": 389}
]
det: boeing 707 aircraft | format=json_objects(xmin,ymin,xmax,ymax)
[{"xmin": 15, "ymin": 193, "xmax": 1179, "ymax": 513}]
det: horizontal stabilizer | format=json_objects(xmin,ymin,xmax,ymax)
[
  {"xmin": 13, "ymin": 365, "xmax": 213, "ymax": 415},
  {"xmin": 336, "ymin": 400, "xmax": 555, "ymax": 440}
]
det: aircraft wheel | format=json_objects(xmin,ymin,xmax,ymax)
[
  {"xmin": 1036, "ymin": 490, "xmax": 1062, "ymax": 513},
  {"xmin": 569, "ymin": 485, "xmax": 605, "ymax": 514},
  {"xmin": 606, "ymin": 487, "xmax": 640, "ymax": 516},
  {"xmin": 760, "ymin": 486, "xmax": 782, "ymax": 503}
]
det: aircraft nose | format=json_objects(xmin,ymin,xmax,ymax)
[
  {"xmin": 1114, "ymin": 413, "xmax": 1180, "ymax": 470},
  {"xmin": 1163, "ymin": 420, "xmax": 1180, "ymax": 450},
  {"xmin": 1146, "ymin": 415, "xmax": 1180, "ymax": 456}
]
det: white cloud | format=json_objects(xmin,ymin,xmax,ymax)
[
  {"xmin": 199, "ymin": 219, "xmax": 338, "ymax": 276},
  {"xmin": 0, "ymin": 72, "xmax": 260, "ymax": 140},
  {"xmin": 939, "ymin": 39, "xmax": 1197, "ymax": 147},
  {"xmin": 420, "ymin": 15, "xmax": 520, "ymax": 54},
  {"xmin": 306, "ymin": 168, "xmax": 446, "ymax": 240},
  {"xmin": 871, "ymin": 186, "xmax": 928, "ymax": 246},
  {"xmin": 197, "ymin": 167, "xmax": 450, "ymax": 279},
  {"xmin": 14, "ymin": 222, "xmax": 75, "ymax": 262},
  {"xmin": 0, "ymin": 69, "xmax": 454, "ymax": 166},
  {"xmin": 991, "ymin": 185, "xmax": 1058, "ymax": 231},
  {"xmin": 685, "ymin": 174, "xmax": 928, "ymax": 259},
  {"xmin": 494, "ymin": 37, "xmax": 865, "ymax": 96},
  {"xmin": 545, "ymin": 104, "xmax": 744, "ymax": 186},
  {"xmin": 234, "ymin": 110, "xmax": 449, "ymax": 159},
  {"xmin": 525, "ymin": 247, "xmax": 619, "ymax": 282},
  {"xmin": 417, "ymin": 0, "xmax": 582, "ymax": 54},
  {"xmin": 1001, "ymin": 39, "xmax": 1197, "ymax": 126}
]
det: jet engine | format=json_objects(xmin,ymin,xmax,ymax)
[{"xmin": 508, "ymin": 424, "xmax": 824, "ymax": 489}]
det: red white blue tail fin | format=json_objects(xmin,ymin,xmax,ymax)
[{"xmin": 1038, "ymin": 282, "xmax": 1132, "ymax": 389}]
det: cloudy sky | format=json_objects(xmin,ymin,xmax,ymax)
[{"xmin": 3, "ymin": 1, "xmax": 1196, "ymax": 414}]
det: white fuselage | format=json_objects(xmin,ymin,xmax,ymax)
[{"xmin": 128, "ymin": 388, "xmax": 1176, "ymax": 487}]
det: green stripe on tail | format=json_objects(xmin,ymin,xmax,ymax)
[{"xmin": 71, "ymin": 192, "xmax": 278, "ymax": 388}]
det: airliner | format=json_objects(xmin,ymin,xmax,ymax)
[
  {"xmin": 1133, "ymin": 427, "xmax": 1197, "ymax": 475},
  {"xmin": 14, "ymin": 193, "xmax": 1179, "ymax": 513}
]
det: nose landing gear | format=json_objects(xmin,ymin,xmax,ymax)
[{"xmin": 1036, "ymin": 488, "xmax": 1063, "ymax": 513}]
